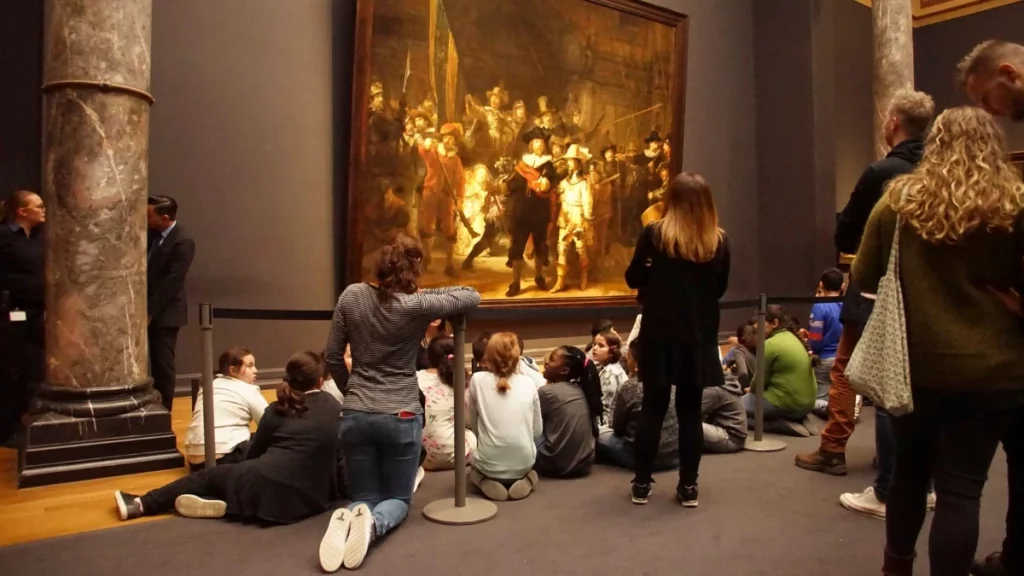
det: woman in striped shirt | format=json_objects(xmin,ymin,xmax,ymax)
[{"xmin": 318, "ymin": 233, "xmax": 480, "ymax": 572}]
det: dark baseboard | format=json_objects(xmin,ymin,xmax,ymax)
[{"xmin": 18, "ymin": 406, "xmax": 184, "ymax": 488}]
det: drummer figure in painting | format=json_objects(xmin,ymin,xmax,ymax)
[{"xmin": 418, "ymin": 123, "xmax": 466, "ymax": 277}]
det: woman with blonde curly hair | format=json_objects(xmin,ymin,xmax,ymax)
[{"xmin": 853, "ymin": 106, "xmax": 1024, "ymax": 576}]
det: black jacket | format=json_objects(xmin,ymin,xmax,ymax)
[
  {"xmin": 0, "ymin": 224, "xmax": 44, "ymax": 310},
  {"xmin": 834, "ymin": 138, "xmax": 923, "ymax": 325},
  {"xmin": 147, "ymin": 223, "xmax": 195, "ymax": 327},
  {"xmin": 625, "ymin": 224, "xmax": 730, "ymax": 345}
]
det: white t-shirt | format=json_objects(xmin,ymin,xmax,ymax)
[
  {"xmin": 467, "ymin": 371, "xmax": 542, "ymax": 480},
  {"xmin": 185, "ymin": 376, "xmax": 268, "ymax": 458},
  {"xmin": 322, "ymin": 377, "xmax": 345, "ymax": 409},
  {"xmin": 516, "ymin": 356, "xmax": 547, "ymax": 389}
]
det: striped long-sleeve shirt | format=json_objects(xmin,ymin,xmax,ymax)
[{"xmin": 324, "ymin": 283, "xmax": 481, "ymax": 414}]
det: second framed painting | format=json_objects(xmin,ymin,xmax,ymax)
[{"xmin": 345, "ymin": 0, "xmax": 689, "ymax": 309}]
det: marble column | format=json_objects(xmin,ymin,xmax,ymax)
[
  {"xmin": 872, "ymin": 0, "xmax": 915, "ymax": 160},
  {"xmin": 21, "ymin": 0, "xmax": 182, "ymax": 487}
]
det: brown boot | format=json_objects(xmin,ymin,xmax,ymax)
[
  {"xmin": 882, "ymin": 548, "xmax": 915, "ymax": 576},
  {"xmin": 794, "ymin": 449, "xmax": 847, "ymax": 476}
]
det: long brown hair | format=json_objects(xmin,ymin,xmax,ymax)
[
  {"xmin": 276, "ymin": 351, "xmax": 324, "ymax": 417},
  {"xmin": 481, "ymin": 332, "xmax": 520, "ymax": 394},
  {"xmin": 217, "ymin": 346, "xmax": 253, "ymax": 378},
  {"xmin": 375, "ymin": 233, "xmax": 424, "ymax": 303},
  {"xmin": 653, "ymin": 172, "xmax": 722, "ymax": 262}
]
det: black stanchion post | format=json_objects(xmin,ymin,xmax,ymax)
[
  {"xmin": 744, "ymin": 293, "xmax": 786, "ymax": 452},
  {"xmin": 200, "ymin": 303, "xmax": 217, "ymax": 468},
  {"xmin": 423, "ymin": 314, "xmax": 497, "ymax": 525}
]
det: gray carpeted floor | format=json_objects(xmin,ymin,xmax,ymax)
[{"xmin": 0, "ymin": 410, "xmax": 1010, "ymax": 576}]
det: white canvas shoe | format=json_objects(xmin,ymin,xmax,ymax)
[
  {"xmin": 343, "ymin": 503, "xmax": 375, "ymax": 570},
  {"xmin": 839, "ymin": 486, "xmax": 886, "ymax": 520},
  {"xmin": 318, "ymin": 508, "xmax": 353, "ymax": 573},
  {"xmin": 173, "ymin": 494, "xmax": 226, "ymax": 519}
]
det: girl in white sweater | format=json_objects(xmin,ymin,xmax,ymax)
[
  {"xmin": 185, "ymin": 347, "xmax": 268, "ymax": 471},
  {"xmin": 467, "ymin": 332, "xmax": 542, "ymax": 501}
]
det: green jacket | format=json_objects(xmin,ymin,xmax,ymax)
[
  {"xmin": 853, "ymin": 200, "xmax": 1024, "ymax": 391},
  {"xmin": 762, "ymin": 330, "xmax": 816, "ymax": 412}
]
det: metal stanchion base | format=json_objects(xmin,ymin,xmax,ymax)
[
  {"xmin": 744, "ymin": 436, "xmax": 787, "ymax": 452},
  {"xmin": 423, "ymin": 497, "xmax": 498, "ymax": 525}
]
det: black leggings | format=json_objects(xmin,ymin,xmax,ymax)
[
  {"xmin": 141, "ymin": 463, "xmax": 235, "ymax": 515},
  {"xmin": 1000, "ymin": 405, "xmax": 1023, "ymax": 573},
  {"xmin": 885, "ymin": 389, "xmax": 1022, "ymax": 576},
  {"xmin": 634, "ymin": 342, "xmax": 709, "ymax": 487}
]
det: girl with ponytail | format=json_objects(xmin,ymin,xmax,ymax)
[
  {"xmin": 467, "ymin": 332, "xmax": 543, "ymax": 501},
  {"xmin": 417, "ymin": 335, "xmax": 477, "ymax": 470},
  {"xmin": 113, "ymin": 351, "xmax": 343, "ymax": 527},
  {"xmin": 534, "ymin": 346, "xmax": 602, "ymax": 478}
]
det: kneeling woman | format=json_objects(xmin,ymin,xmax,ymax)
[
  {"xmin": 742, "ymin": 305, "xmax": 816, "ymax": 434},
  {"xmin": 468, "ymin": 332, "xmax": 542, "ymax": 500},
  {"xmin": 114, "ymin": 351, "xmax": 342, "ymax": 524}
]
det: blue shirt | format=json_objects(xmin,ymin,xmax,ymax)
[{"xmin": 808, "ymin": 302, "xmax": 842, "ymax": 360}]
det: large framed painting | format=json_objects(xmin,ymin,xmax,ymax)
[{"xmin": 345, "ymin": 0, "xmax": 688, "ymax": 309}]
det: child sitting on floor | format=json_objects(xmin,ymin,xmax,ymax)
[
  {"xmin": 184, "ymin": 347, "xmax": 268, "ymax": 471},
  {"xmin": 115, "ymin": 351, "xmax": 343, "ymax": 525},
  {"xmin": 726, "ymin": 323, "xmax": 757, "ymax": 391},
  {"xmin": 467, "ymin": 332, "xmax": 542, "ymax": 501},
  {"xmin": 418, "ymin": 335, "xmax": 477, "ymax": 471},
  {"xmin": 597, "ymin": 338, "xmax": 679, "ymax": 470},
  {"xmin": 471, "ymin": 331, "xmax": 491, "ymax": 374},
  {"xmin": 516, "ymin": 334, "xmax": 547, "ymax": 388},
  {"xmin": 535, "ymin": 346, "xmax": 602, "ymax": 478},
  {"xmin": 584, "ymin": 318, "xmax": 616, "ymax": 357},
  {"xmin": 805, "ymin": 268, "xmax": 843, "ymax": 417},
  {"xmin": 592, "ymin": 330, "xmax": 628, "ymax": 426}
]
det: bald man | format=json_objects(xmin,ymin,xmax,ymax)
[{"xmin": 958, "ymin": 38, "xmax": 1024, "ymax": 576}]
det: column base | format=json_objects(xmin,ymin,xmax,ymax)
[{"xmin": 18, "ymin": 404, "xmax": 183, "ymax": 488}]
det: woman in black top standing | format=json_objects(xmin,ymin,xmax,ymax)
[
  {"xmin": 0, "ymin": 190, "xmax": 46, "ymax": 445},
  {"xmin": 624, "ymin": 172, "xmax": 730, "ymax": 508}
]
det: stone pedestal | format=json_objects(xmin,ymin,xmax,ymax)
[
  {"xmin": 20, "ymin": 0, "xmax": 182, "ymax": 487},
  {"xmin": 872, "ymin": 0, "xmax": 915, "ymax": 159}
]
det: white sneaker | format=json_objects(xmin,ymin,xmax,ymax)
[
  {"xmin": 318, "ymin": 508, "xmax": 353, "ymax": 573},
  {"xmin": 927, "ymin": 491, "xmax": 937, "ymax": 510},
  {"xmin": 839, "ymin": 486, "xmax": 886, "ymax": 520},
  {"xmin": 173, "ymin": 494, "xmax": 227, "ymax": 519},
  {"xmin": 413, "ymin": 466, "xmax": 425, "ymax": 493},
  {"xmin": 343, "ymin": 503, "xmax": 374, "ymax": 570}
]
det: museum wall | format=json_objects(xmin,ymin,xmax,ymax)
[
  {"xmin": 832, "ymin": 1, "xmax": 875, "ymax": 208},
  {"xmin": 914, "ymin": 2, "xmax": 1024, "ymax": 149}
]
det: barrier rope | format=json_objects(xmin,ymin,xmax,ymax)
[{"xmin": 42, "ymin": 80, "xmax": 155, "ymax": 105}]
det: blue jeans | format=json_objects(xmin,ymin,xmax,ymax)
[
  {"xmin": 596, "ymin": 429, "xmax": 678, "ymax": 471},
  {"xmin": 812, "ymin": 357, "xmax": 835, "ymax": 418},
  {"xmin": 341, "ymin": 410, "xmax": 423, "ymax": 538},
  {"xmin": 875, "ymin": 408, "xmax": 933, "ymax": 502},
  {"xmin": 742, "ymin": 393, "xmax": 809, "ymax": 425}
]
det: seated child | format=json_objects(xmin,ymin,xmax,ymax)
[
  {"xmin": 185, "ymin": 347, "xmax": 268, "ymax": 471},
  {"xmin": 418, "ymin": 335, "xmax": 477, "ymax": 471},
  {"xmin": 806, "ymin": 268, "xmax": 843, "ymax": 417},
  {"xmin": 725, "ymin": 323, "xmax": 757, "ymax": 391},
  {"xmin": 468, "ymin": 332, "xmax": 542, "ymax": 501},
  {"xmin": 701, "ymin": 370, "xmax": 748, "ymax": 454},
  {"xmin": 597, "ymin": 338, "xmax": 679, "ymax": 471},
  {"xmin": 742, "ymin": 306, "xmax": 816, "ymax": 436},
  {"xmin": 471, "ymin": 331, "xmax": 492, "ymax": 374},
  {"xmin": 584, "ymin": 318, "xmax": 615, "ymax": 357},
  {"xmin": 321, "ymin": 344, "xmax": 350, "ymax": 406},
  {"xmin": 535, "ymin": 346, "xmax": 602, "ymax": 478},
  {"xmin": 592, "ymin": 330, "xmax": 628, "ymax": 426},
  {"xmin": 116, "ymin": 351, "xmax": 343, "ymax": 524},
  {"xmin": 516, "ymin": 334, "xmax": 546, "ymax": 388}
]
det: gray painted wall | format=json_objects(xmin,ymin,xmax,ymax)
[
  {"xmin": 913, "ymin": 3, "xmax": 1024, "ymax": 149},
  {"xmin": 150, "ymin": 0, "xmax": 337, "ymax": 377},
  {"xmin": 833, "ymin": 0, "xmax": 874, "ymax": 208}
]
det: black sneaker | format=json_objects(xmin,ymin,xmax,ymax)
[
  {"xmin": 677, "ymin": 484, "xmax": 698, "ymax": 508},
  {"xmin": 114, "ymin": 490, "xmax": 143, "ymax": 520},
  {"xmin": 631, "ymin": 481, "xmax": 652, "ymax": 505}
]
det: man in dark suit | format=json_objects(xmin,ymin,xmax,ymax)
[{"xmin": 147, "ymin": 196, "xmax": 195, "ymax": 411}]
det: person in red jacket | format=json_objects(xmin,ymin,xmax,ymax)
[{"xmin": 418, "ymin": 123, "xmax": 465, "ymax": 277}]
